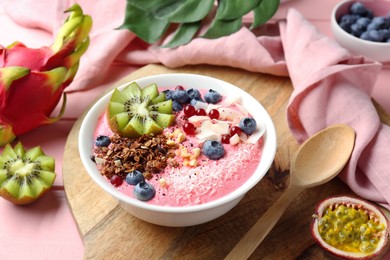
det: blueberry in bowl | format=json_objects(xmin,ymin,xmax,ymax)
[{"xmin": 331, "ymin": 0, "xmax": 390, "ymax": 62}]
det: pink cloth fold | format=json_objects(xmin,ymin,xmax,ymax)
[{"xmin": 1, "ymin": 0, "xmax": 390, "ymax": 234}]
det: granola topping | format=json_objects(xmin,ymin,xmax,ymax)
[{"xmin": 93, "ymin": 134, "xmax": 177, "ymax": 180}]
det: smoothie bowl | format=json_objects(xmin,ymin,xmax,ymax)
[{"xmin": 78, "ymin": 73, "xmax": 277, "ymax": 227}]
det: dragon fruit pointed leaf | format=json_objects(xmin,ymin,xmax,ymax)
[{"xmin": 0, "ymin": 4, "xmax": 92, "ymax": 146}]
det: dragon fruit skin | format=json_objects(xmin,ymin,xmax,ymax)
[{"xmin": 0, "ymin": 4, "xmax": 92, "ymax": 146}]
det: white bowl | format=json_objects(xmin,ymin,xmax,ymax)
[
  {"xmin": 78, "ymin": 73, "xmax": 277, "ymax": 227},
  {"xmin": 331, "ymin": 0, "xmax": 390, "ymax": 63}
]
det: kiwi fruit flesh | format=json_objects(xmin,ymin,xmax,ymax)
[
  {"xmin": 0, "ymin": 142, "xmax": 56, "ymax": 205},
  {"xmin": 107, "ymin": 82, "xmax": 175, "ymax": 138}
]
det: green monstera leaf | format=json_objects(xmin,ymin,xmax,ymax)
[{"xmin": 119, "ymin": 0, "xmax": 280, "ymax": 48}]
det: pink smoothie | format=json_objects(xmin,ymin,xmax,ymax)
[{"xmin": 93, "ymin": 88, "xmax": 264, "ymax": 207}]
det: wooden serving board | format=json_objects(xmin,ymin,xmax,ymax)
[{"xmin": 63, "ymin": 64, "xmax": 390, "ymax": 259}]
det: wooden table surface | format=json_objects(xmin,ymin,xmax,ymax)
[{"xmin": 63, "ymin": 64, "xmax": 390, "ymax": 259}]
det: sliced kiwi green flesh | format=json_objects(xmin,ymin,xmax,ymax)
[
  {"xmin": 107, "ymin": 82, "xmax": 175, "ymax": 137},
  {"xmin": 0, "ymin": 142, "xmax": 56, "ymax": 205}
]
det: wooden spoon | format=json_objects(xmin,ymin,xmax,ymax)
[{"xmin": 225, "ymin": 124, "xmax": 355, "ymax": 260}]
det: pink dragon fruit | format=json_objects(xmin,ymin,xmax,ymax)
[{"xmin": 0, "ymin": 4, "xmax": 92, "ymax": 146}]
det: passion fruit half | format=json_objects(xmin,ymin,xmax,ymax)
[{"xmin": 311, "ymin": 196, "xmax": 390, "ymax": 259}]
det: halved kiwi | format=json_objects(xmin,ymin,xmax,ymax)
[
  {"xmin": 0, "ymin": 142, "xmax": 56, "ymax": 205},
  {"xmin": 107, "ymin": 82, "xmax": 175, "ymax": 137}
]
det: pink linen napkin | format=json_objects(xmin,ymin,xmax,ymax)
[{"xmin": 1, "ymin": 0, "xmax": 390, "ymax": 209}]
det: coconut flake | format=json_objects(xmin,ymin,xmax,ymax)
[
  {"xmin": 222, "ymin": 95, "xmax": 241, "ymax": 106},
  {"xmin": 193, "ymin": 101, "xmax": 208, "ymax": 110},
  {"xmin": 211, "ymin": 122, "xmax": 230, "ymax": 134},
  {"xmin": 234, "ymin": 102, "xmax": 249, "ymax": 116},
  {"xmin": 218, "ymin": 107, "xmax": 244, "ymax": 121},
  {"xmin": 229, "ymin": 134, "xmax": 241, "ymax": 145},
  {"xmin": 188, "ymin": 116, "xmax": 210, "ymax": 123},
  {"xmin": 95, "ymin": 157, "xmax": 106, "ymax": 166}
]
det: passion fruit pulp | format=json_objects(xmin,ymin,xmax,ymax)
[{"xmin": 311, "ymin": 196, "xmax": 390, "ymax": 259}]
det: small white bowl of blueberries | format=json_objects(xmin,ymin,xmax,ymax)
[{"xmin": 331, "ymin": 0, "xmax": 390, "ymax": 62}]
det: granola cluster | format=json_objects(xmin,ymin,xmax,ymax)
[{"xmin": 93, "ymin": 134, "xmax": 177, "ymax": 180}]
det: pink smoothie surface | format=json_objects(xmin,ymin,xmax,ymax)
[{"xmin": 93, "ymin": 88, "xmax": 264, "ymax": 207}]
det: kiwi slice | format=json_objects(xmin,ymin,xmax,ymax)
[
  {"xmin": 0, "ymin": 142, "xmax": 56, "ymax": 205},
  {"xmin": 107, "ymin": 82, "xmax": 175, "ymax": 137}
]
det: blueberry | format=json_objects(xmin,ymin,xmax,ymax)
[
  {"xmin": 172, "ymin": 89, "xmax": 189, "ymax": 103},
  {"xmin": 368, "ymin": 30, "xmax": 384, "ymax": 42},
  {"xmin": 204, "ymin": 89, "xmax": 222, "ymax": 104},
  {"xmin": 368, "ymin": 16, "xmax": 389, "ymax": 30},
  {"xmin": 239, "ymin": 117, "xmax": 257, "ymax": 135},
  {"xmin": 187, "ymin": 88, "xmax": 201, "ymax": 100},
  {"xmin": 339, "ymin": 21, "xmax": 352, "ymax": 33},
  {"xmin": 350, "ymin": 23, "xmax": 365, "ymax": 37},
  {"xmin": 172, "ymin": 100, "xmax": 183, "ymax": 111},
  {"xmin": 360, "ymin": 31, "xmax": 371, "ymax": 41},
  {"xmin": 163, "ymin": 89, "xmax": 173, "ymax": 100},
  {"xmin": 134, "ymin": 181, "xmax": 156, "ymax": 201},
  {"xmin": 339, "ymin": 14, "xmax": 360, "ymax": 27},
  {"xmin": 95, "ymin": 135, "xmax": 110, "ymax": 147},
  {"xmin": 379, "ymin": 29, "xmax": 390, "ymax": 41},
  {"xmin": 125, "ymin": 170, "xmax": 145, "ymax": 185},
  {"xmin": 356, "ymin": 17, "xmax": 371, "ymax": 28},
  {"xmin": 350, "ymin": 2, "xmax": 369, "ymax": 16},
  {"xmin": 202, "ymin": 140, "xmax": 225, "ymax": 160}
]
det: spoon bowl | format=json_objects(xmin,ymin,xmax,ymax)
[
  {"xmin": 225, "ymin": 124, "xmax": 355, "ymax": 260},
  {"xmin": 291, "ymin": 124, "xmax": 355, "ymax": 188}
]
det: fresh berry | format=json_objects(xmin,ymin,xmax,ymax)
[
  {"xmin": 221, "ymin": 134, "xmax": 231, "ymax": 144},
  {"xmin": 208, "ymin": 109, "xmax": 220, "ymax": 119},
  {"xmin": 196, "ymin": 108, "xmax": 207, "ymax": 116},
  {"xmin": 202, "ymin": 140, "xmax": 225, "ymax": 160},
  {"xmin": 239, "ymin": 117, "xmax": 257, "ymax": 135},
  {"xmin": 172, "ymin": 100, "xmax": 183, "ymax": 111},
  {"xmin": 350, "ymin": 22, "xmax": 365, "ymax": 37},
  {"xmin": 125, "ymin": 170, "xmax": 145, "ymax": 185},
  {"xmin": 183, "ymin": 105, "xmax": 196, "ymax": 117},
  {"xmin": 183, "ymin": 122, "xmax": 196, "ymax": 135},
  {"xmin": 175, "ymin": 85, "xmax": 185, "ymax": 91},
  {"xmin": 371, "ymin": 30, "xmax": 385, "ymax": 41},
  {"xmin": 134, "ymin": 181, "xmax": 156, "ymax": 201},
  {"xmin": 187, "ymin": 88, "xmax": 201, "ymax": 100},
  {"xmin": 110, "ymin": 175, "xmax": 123, "ymax": 187},
  {"xmin": 172, "ymin": 89, "xmax": 189, "ymax": 103},
  {"xmin": 95, "ymin": 135, "xmax": 111, "ymax": 147},
  {"xmin": 204, "ymin": 89, "xmax": 222, "ymax": 104},
  {"xmin": 350, "ymin": 2, "xmax": 369, "ymax": 16},
  {"xmin": 163, "ymin": 89, "xmax": 173, "ymax": 100},
  {"xmin": 229, "ymin": 126, "xmax": 242, "ymax": 136},
  {"xmin": 356, "ymin": 17, "xmax": 371, "ymax": 28}
]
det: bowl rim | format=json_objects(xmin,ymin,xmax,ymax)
[
  {"xmin": 331, "ymin": 0, "xmax": 390, "ymax": 47},
  {"xmin": 78, "ymin": 73, "xmax": 277, "ymax": 213}
]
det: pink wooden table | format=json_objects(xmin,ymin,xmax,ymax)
[{"xmin": 0, "ymin": 1, "xmax": 389, "ymax": 259}]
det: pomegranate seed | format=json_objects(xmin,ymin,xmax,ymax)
[
  {"xmin": 110, "ymin": 175, "xmax": 123, "ymax": 187},
  {"xmin": 183, "ymin": 105, "xmax": 196, "ymax": 117},
  {"xmin": 183, "ymin": 122, "xmax": 196, "ymax": 135},
  {"xmin": 196, "ymin": 108, "xmax": 207, "ymax": 116},
  {"xmin": 175, "ymin": 85, "xmax": 184, "ymax": 91},
  {"xmin": 221, "ymin": 134, "xmax": 231, "ymax": 144},
  {"xmin": 230, "ymin": 126, "xmax": 242, "ymax": 136},
  {"xmin": 208, "ymin": 109, "xmax": 220, "ymax": 119}
]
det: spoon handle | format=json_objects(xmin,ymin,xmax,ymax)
[{"xmin": 225, "ymin": 184, "xmax": 304, "ymax": 260}]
